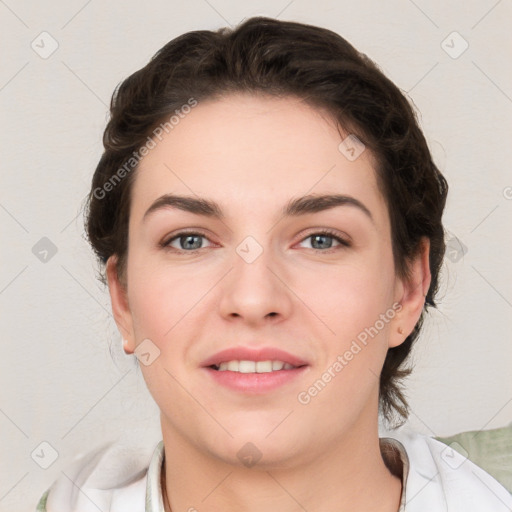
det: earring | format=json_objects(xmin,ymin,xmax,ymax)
[
  {"xmin": 122, "ymin": 339, "xmax": 132, "ymax": 354},
  {"xmin": 397, "ymin": 327, "xmax": 404, "ymax": 335}
]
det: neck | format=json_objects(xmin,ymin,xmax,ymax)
[{"xmin": 160, "ymin": 415, "xmax": 402, "ymax": 512}]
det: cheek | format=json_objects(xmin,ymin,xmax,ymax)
[
  {"xmin": 125, "ymin": 251, "xmax": 220, "ymax": 361},
  {"xmin": 308, "ymin": 255, "xmax": 396, "ymax": 335},
  {"xmin": 300, "ymin": 252, "xmax": 396, "ymax": 398},
  {"xmin": 124, "ymin": 256, "xmax": 200, "ymax": 406},
  {"xmin": 296, "ymin": 267, "xmax": 395, "ymax": 425},
  {"xmin": 125, "ymin": 254, "xmax": 184, "ymax": 343}
]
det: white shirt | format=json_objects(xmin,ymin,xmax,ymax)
[{"xmin": 37, "ymin": 429, "xmax": 512, "ymax": 511}]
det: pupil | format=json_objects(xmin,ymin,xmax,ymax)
[
  {"xmin": 183, "ymin": 235, "xmax": 201, "ymax": 250},
  {"xmin": 312, "ymin": 234, "xmax": 331, "ymax": 249}
]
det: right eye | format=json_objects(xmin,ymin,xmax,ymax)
[{"xmin": 161, "ymin": 231, "xmax": 214, "ymax": 253}]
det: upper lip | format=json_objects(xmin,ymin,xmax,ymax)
[{"xmin": 201, "ymin": 346, "xmax": 309, "ymax": 368}]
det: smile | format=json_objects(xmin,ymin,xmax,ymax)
[
  {"xmin": 201, "ymin": 346, "xmax": 309, "ymax": 393},
  {"xmin": 211, "ymin": 360, "xmax": 298, "ymax": 373}
]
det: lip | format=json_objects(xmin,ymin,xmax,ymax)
[
  {"xmin": 203, "ymin": 365, "xmax": 308, "ymax": 393},
  {"xmin": 200, "ymin": 346, "xmax": 309, "ymax": 394},
  {"xmin": 200, "ymin": 346, "xmax": 309, "ymax": 368}
]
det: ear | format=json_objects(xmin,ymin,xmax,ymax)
[
  {"xmin": 106, "ymin": 256, "xmax": 136, "ymax": 354},
  {"xmin": 388, "ymin": 237, "xmax": 431, "ymax": 348}
]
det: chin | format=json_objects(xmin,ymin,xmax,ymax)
[
  {"xmin": 203, "ymin": 416, "xmax": 308, "ymax": 468},
  {"xmin": 209, "ymin": 436, "xmax": 304, "ymax": 470}
]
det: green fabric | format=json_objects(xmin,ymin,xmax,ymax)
[
  {"xmin": 435, "ymin": 424, "xmax": 512, "ymax": 494},
  {"xmin": 35, "ymin": 488, "xmax": 49, "ymax": 511}
]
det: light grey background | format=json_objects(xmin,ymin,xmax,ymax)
[{"xmin": 1, "ymin": 1, "xmax": 511, "ymax": 510}]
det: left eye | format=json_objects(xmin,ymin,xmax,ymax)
[
  {"xmin": 163, "ymin": 232, "xmax": 212, "ymax": 251},
  {"xmin": 298, "ymin": 231, "xmax": 350, "ymax": 251}
]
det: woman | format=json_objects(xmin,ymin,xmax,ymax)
[{"xmin": 37, "ymin": 16, "xmax": 512, "ymax": 512}]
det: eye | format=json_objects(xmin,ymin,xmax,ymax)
[
  {"xmin": 160, "ymin": 229, "xmax": 351, "ymax": 254},
  {"xmin": 161, "ymin": 231, "xmax": 213, "ymax": 252},
  {"xmin": 297, "ymin": 230, "xmax": 351, "ymax": 251}
]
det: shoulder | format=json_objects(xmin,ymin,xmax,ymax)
[
  {"xmin": 385, "ymin": 428, "xmax": 512, "ymax": 512},
  {"xmin": 35, "ymin": 439, "xmax": 164, "ymax": 512}
]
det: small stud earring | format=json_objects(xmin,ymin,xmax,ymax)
[
  {"xmin": 398, "ymin": 327, "xmax": 404, "ymax": 335},
  {"xmin": 122, "ymin": 339, "xmax": 132, "ymax": 354}
]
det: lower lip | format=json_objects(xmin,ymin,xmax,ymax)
[{"xmin": 203, "ymin": 366, "xmax": 308, "ymax": 393}]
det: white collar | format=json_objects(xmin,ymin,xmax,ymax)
[{"xmin": 41, "ymin": 431, "xmax": 512, "ymax": 511}]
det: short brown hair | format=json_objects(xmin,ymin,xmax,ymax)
[{"xmin": 85, "ymin": 16, "xmax": 448, "ymax": 427}]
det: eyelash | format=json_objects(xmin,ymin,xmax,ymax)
[{"xmin": 160, "ymin": 228, "xmax": 351, "ymax": 254}]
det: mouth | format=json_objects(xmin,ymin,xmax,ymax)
[
  {"xmin": 201, "ymin": 347, "xmax": 309, "ymax": 393},
  {"xmin": 209, "ymin": 360, "xmax": 302, "ymax": 373}
]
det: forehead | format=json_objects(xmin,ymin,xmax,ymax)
[{"xmin": 132, "ymin": 93, "xmax": 387, "ymax": 226}]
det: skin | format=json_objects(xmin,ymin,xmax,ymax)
[{"xmin": 107, "ymin": 93, "xmax": 431, "ymax": 512}]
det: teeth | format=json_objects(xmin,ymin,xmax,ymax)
[
  {"xmin": 239, "ymin": 360, "xmax": 255, "ymax": 373},
  {"xmin": 215, "ymin": 360, "xmax": 296, "ymax": 373},
  {"xmin": 256, "ymin": 361, "xmax": 272, "ymax": 373},
  {"xmin": 227, "ymin": 360, "xmax": 239, "ymax": 371}
]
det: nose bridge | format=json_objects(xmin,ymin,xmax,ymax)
[{"xmin": 218, "ymin": 233, "xmax": 292, "ymax": 323}]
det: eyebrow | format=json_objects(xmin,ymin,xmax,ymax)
[{"xmin": 142, "ymin": 193, "xmax": 373, "ymax": 223}]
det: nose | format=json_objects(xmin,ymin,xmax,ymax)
[{"xmin": 218, "ymin": 240, "xmax": 293, "ymax": 327}]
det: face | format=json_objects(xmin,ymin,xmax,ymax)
[{"xmin": 108, "ymin": 93, "xmax": 429, "ymax": 468}]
